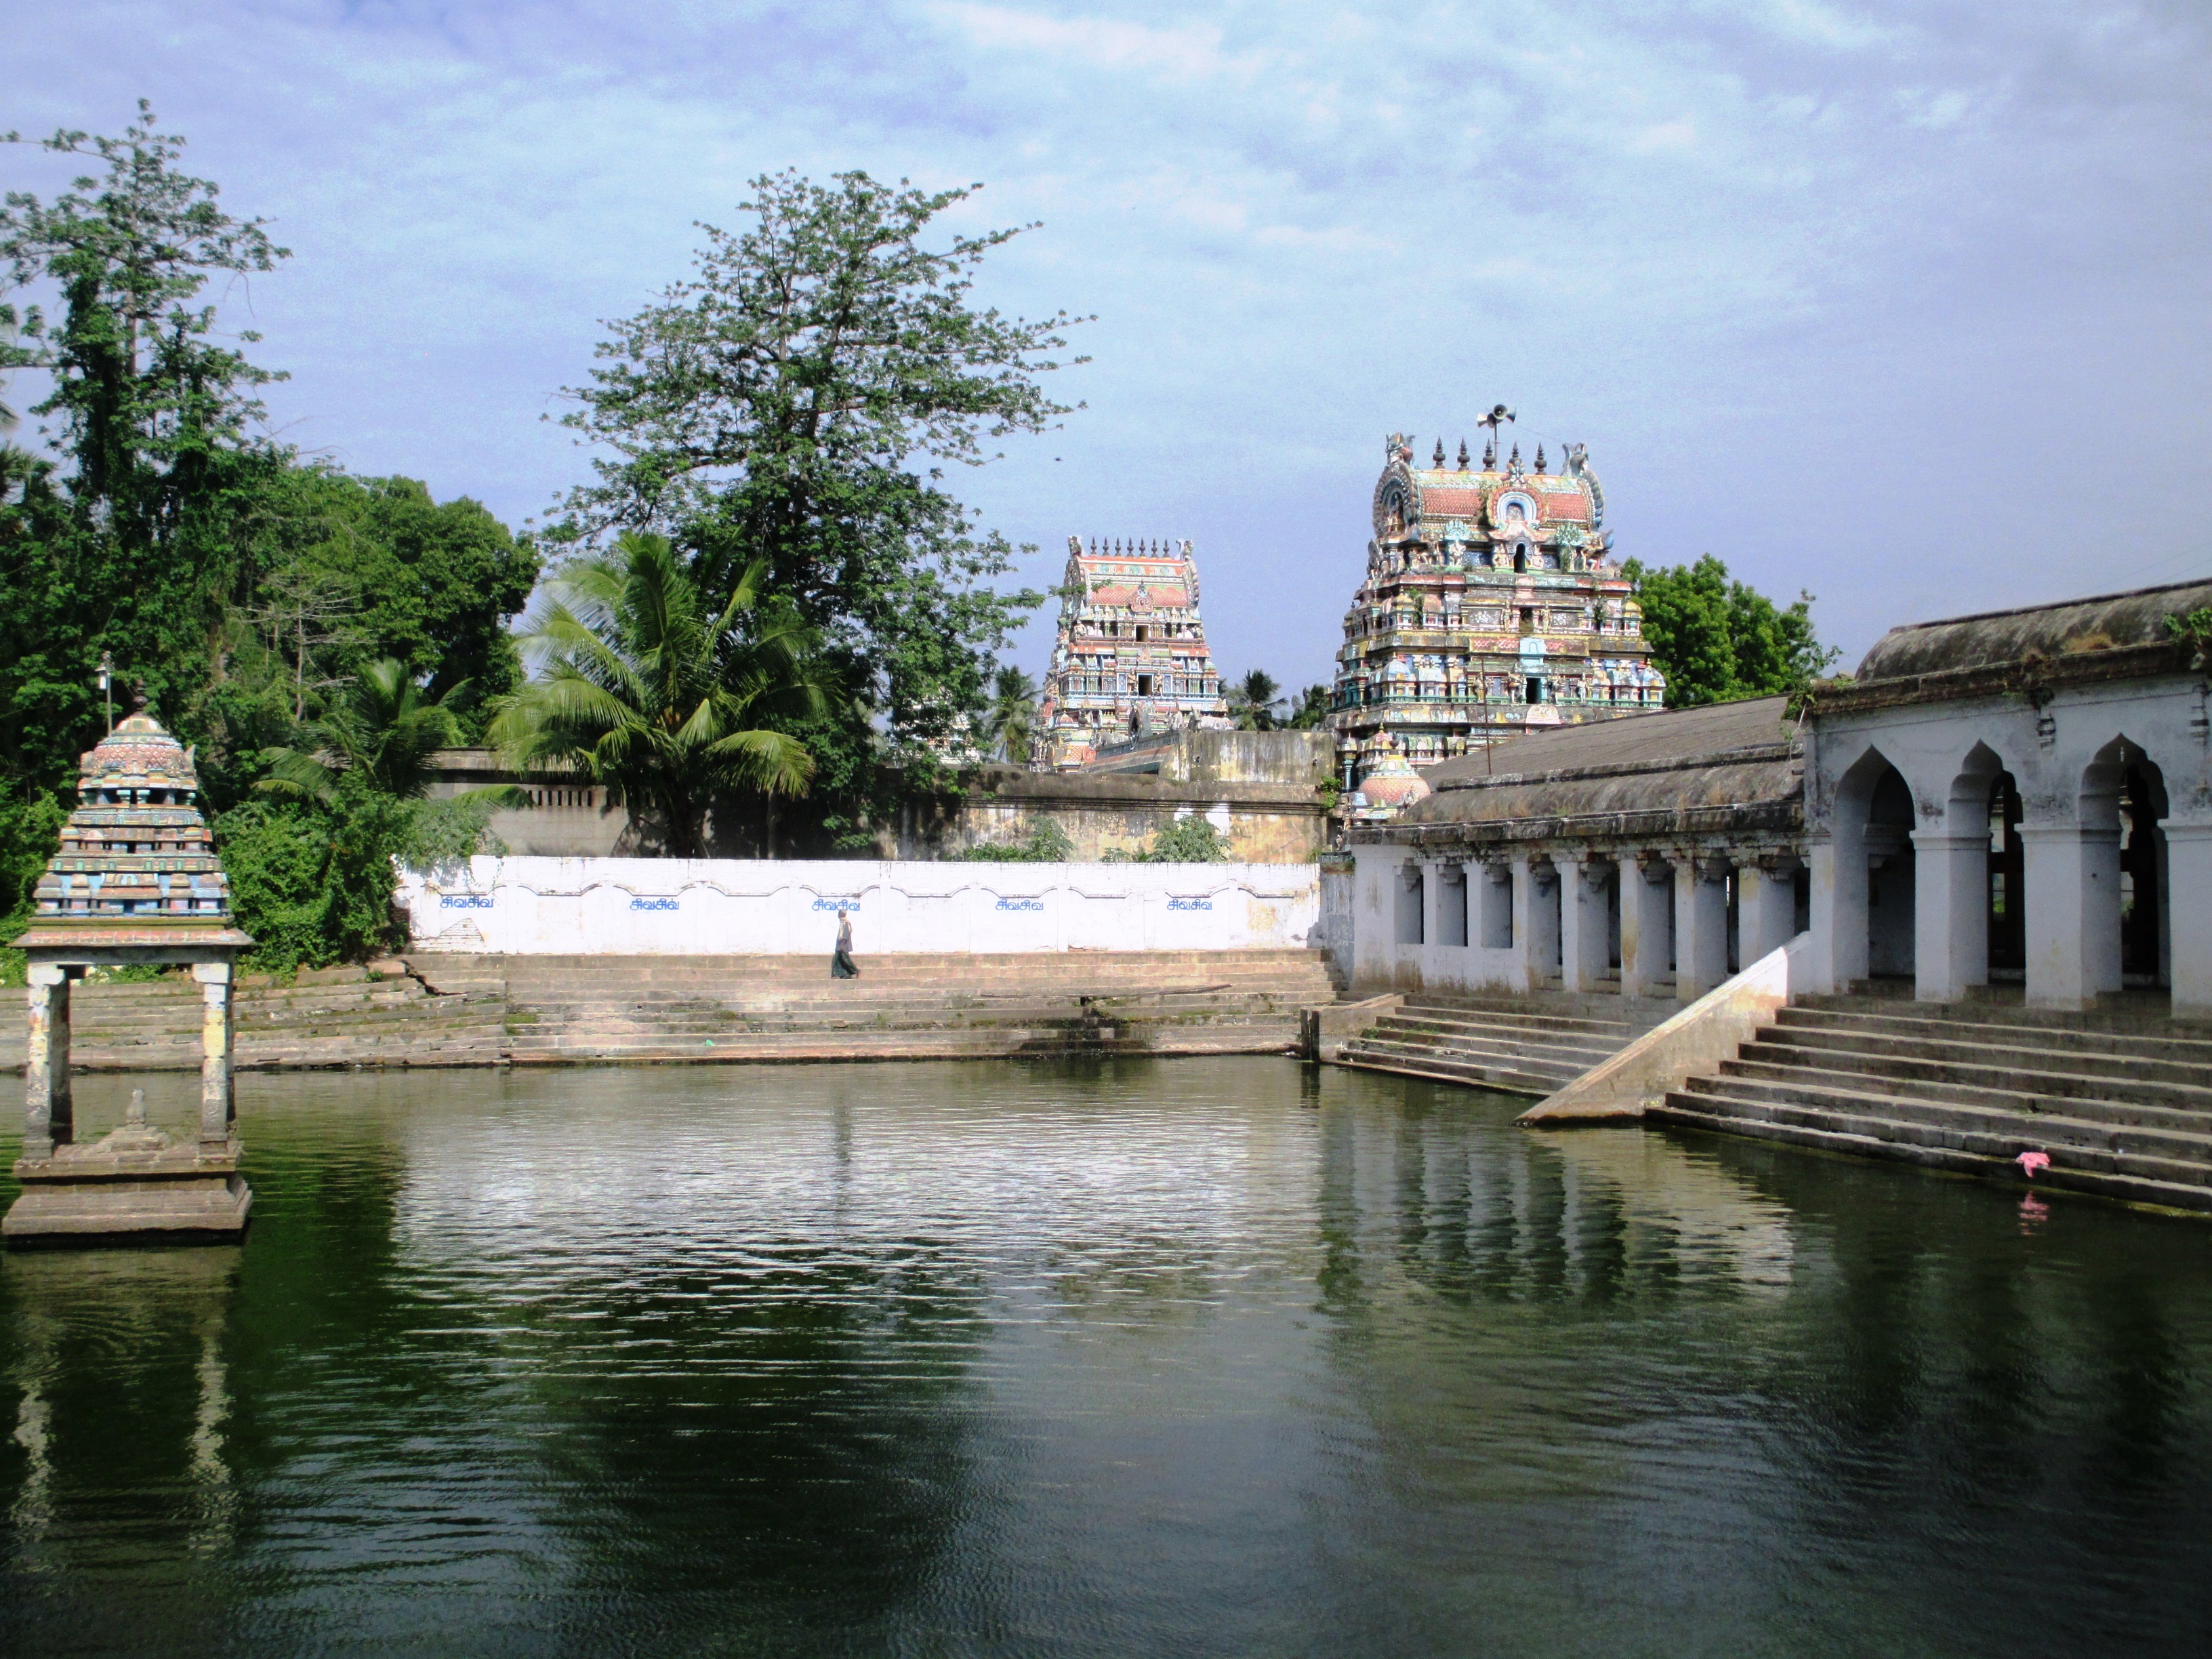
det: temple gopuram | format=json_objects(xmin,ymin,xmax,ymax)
[
  {"xmin": 1036, "ymin": 536, "xmax": 1231, "ymax": 770},
  {"xmin": 1330, "ymin": 430, "xmax": 1665, "ymax": 802}
]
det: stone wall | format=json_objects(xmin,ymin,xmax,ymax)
[
  {"xmin": 397, "ymin": 857, "xmax": 1322, "ymax": 956},
  {"xmin": 944, "ymin": 767, "xmax": 1329, "ymax": 863},
  {"xmin": 426, "ymin": 742, "xmax": 1332, "ymax": 864}
]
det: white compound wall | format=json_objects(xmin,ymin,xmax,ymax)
[{"xmin": 396, "ymin": 857, "xmax": 1322, "ymax": 956}]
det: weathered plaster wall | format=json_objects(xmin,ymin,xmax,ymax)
[
  {"xmin": 945, "ymin": 770, "xmax": 1329, "ymax": 863},
  {"xmin": 397, "ymin": 857, "xmax": 1322, "ymax": 956}
]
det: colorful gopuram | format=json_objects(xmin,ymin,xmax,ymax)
[
  {"xmin": 1036, "ymin": 536, "xmax": 1232, "ymax": 770},
  {"xmin": 1330, "ymin": 430, "xmax": 1664, "ymax": 796}
]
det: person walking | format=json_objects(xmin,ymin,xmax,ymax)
[{"xmin": 831, "ymin": 908, "xmax": 859, "ymax": 979}]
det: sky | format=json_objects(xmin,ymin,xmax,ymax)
[{"xmin": 6, "ymin": 0, "xmax": 2211, "ymax": 691}]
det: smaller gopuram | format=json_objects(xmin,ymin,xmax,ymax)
[
  {"xmin": 1332, "ymin": 430, "xmax": 1666, "ymax": 802},
  {"xmin": 1035, "ymin": 536, "xmax": 1233, "ymax": 769},
  {"xmin": 5, "ymin": 707, "xmax": 254, "ymax": 1248}
]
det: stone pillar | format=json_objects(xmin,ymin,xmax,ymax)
[
  {"xmin": 1809, "ymin": 821, "xmax": 1866, "ymax": 994},
  {"xmin": 1509, "ymin": 856, "xmax": 1541, "ymax": 991},
  {"xmin": 22, "ymin": 965, "xmax": 73, "ymax": 1162},
  {"xmin": 1528, "ymin": 858, "xmax": 1561, "ymax": 989},
  {"xmin": 194, "ymin": 961, "xmax": 237, "ymax": 1149},
  {"xmin": 1560, "ymin": 857, "xmax": 1612, "ymax": 993},
  {"xmin": 1618, "ymin": 853, "xmax": 1672, "ymax": 1000},
  {"xmin": 1675, "ymin": 855, "xmax": 1732, "ymax": 1000},
  {"xmin": 2162, "ymin": 821, "xmax": 2212, "ymax": 1020},
  {"xmin": 1739, "ymin": 859, "xmax": 1799, "ymax": 965},
  {"xmin": 1911, "ymin": 828, "xmax": 1989, "ymax": 1004},
  {"xmin": 2022, "ymin": 821, "xmax": 2121, "ymax": 1010}
]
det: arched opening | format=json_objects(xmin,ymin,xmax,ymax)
[
  {"xmin": 1987, "ymin": 771, "xmax": 2025, "ymax": 978},
  {"xmin": 1513, "ymin": 546, "xmax": 1528, "ymax": 573},
  {"xmin": 1829, "ymin": 747, "xmax": 1917, "ymax": 987},
  {"xmin": 1866, "ymin": 766, "xmax": 1917, "ymax": 979},
  {"xmin": 1395, "ymin": 863, "xmax": 1425, "ymax": 946},
  {"xmin": 2081, "ymin": 739, "xmax": 2169, "ymax": 994}
]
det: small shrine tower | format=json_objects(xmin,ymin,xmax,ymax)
[
  {"xmin": 5, "ymin": 707, "xmax": 255, "ymax": 1247},
  {"xmin": 1330, "ymin": 430, "xmax": 1666, "ymax": 810},
  {"xmin": 1035, "ymin": 537, "xmax": 1233, "ymax": 769}
]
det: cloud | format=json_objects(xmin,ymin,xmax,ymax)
[{"xmin": 3, "ymin": 0, "xmax": 2209, "ymax": 684}]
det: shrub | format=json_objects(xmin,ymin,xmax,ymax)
[{"xmin": 959, "ymin": 819, "xmax": 1075, "ymax": 862}]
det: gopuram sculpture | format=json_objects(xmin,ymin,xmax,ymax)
[
  {"xmin": 5, "ymin": 705, "xmax": 255, "ymax": 1248},
  {"xmin": 1332, "ymin": 429, "xmax": 1666, "ymax": 814},
  {"xmin": 1035, "ymin": 537, "xmax": 1233, "ymax": 769}
]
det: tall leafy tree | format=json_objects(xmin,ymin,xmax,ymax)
[
  {"xmin": 554, "ymin": 169, "xmax": 1082, "ymax": 832},
  {"xmin": 1623, "ymin": 554, "xmax": 1839, "ymax": 709},
  {"xmin": 0, "ymin": 102, "xmax": 289, "ymax": 792},
  {"xmin": 490, "ymin": 531, "xmax": 827, "ymax": 858}
]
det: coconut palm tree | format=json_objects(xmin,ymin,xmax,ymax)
[
  {"xmin": 981, "ymin": 665, "xmax": 1037, "ymax": 764},
  {"xmin": 1229, "ymin": 669, "xmax": 1283, "ymax": 731},
  {"xmin": 258, "ymin": 657, "xmax": 474, "ymax": 802},
  {"xmin": 487, "ymin": 531, "xmax": 826, "ymax": 858}
]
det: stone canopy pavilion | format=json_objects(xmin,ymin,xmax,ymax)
[{"xmin": 5, "ymin": 708, "xmax": 255, "ymax": 1247}]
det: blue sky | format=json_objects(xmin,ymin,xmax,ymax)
[{"xmin": 7, "ymin": 1, "xmax": 2210, "ymax": 689}]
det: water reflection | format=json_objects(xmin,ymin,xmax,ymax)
[{"xmin": 0, "ymin": 1059, "xmax": 2207, "ymax": 1656}]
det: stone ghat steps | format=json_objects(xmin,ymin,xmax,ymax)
[
  {"xmin": 5, "ymin": 953, "xmax": 1334, "ymax": 1071},
  {"xmin": 1335, "ymin": 991, "xmax": 1677, "ymax": 1097},
  {"xmin": 1653, "ymin": 998, "xmax": 2212, "ymax": 1213}
]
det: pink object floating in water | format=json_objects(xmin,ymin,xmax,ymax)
[{"xmin": 2016, "ymin": 1151, "xmax": 2052, "ymax": 1179}]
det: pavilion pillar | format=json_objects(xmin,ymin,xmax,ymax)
[
  {"xmin": 1559, "ymin": 855, "xmax": 1612, "ymax": 993},
  {"xmin": 1808, "ymin": 833, "xmax": 1861, "ymax": 995},
  {"xmin": 22, "ymin": 966, "xmax": 73, "ymax": 1162},
  {"xmin": 1509, "ymin": 856, "xmax": 1542, "ymax": 991},
  {"xmin": 1739, "ymin": 858, "xmax": 1799, "ymax": 965},
  {"xmin": 1618, "ymin": 853, "xmax": 1672, "ymax": 1000},
  {"xmin": 2022, "ymin": 821, "xmax": 2121, "ymax": 1010},
  {"xmin": 1911, "ymin": 829, "xmax": 1989, "ymax": 1004},
  {"xmin": 2161, "ymin": 821, "xmax": 2212, "ymax": 1020},
  {"xmin": 1675, "ymin": 855, "xmax": 1731, "ymax": 1001},
  {"xmin": 193, "ymin": 961, "xmax": 237, "ymax": 1149}
]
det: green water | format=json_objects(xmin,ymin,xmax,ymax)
[{"xmin": 2, "ymin": 1059, "xmax": 2207, "ymax": 1657}]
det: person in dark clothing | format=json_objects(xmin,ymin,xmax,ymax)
[{"xmin": 832, "ymin": 909, "xmax": 859, "ymax": 979}]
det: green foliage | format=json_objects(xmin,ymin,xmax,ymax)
[
  {"xmin": 258, "ymin": 657, "xmax": 469, "ymax": 803},
  {"xmin": 0, "ymin": 793, "xmax": 66, "ymax": 985},
  {"xmin": 1622, "ymin": 554, "xmax": 1839, "ymax": 709},
  {"xmin": 958, "ymin": 817, "xmax": 1072, "ymax": 862},
  {"xmin": 1286, "ymin": 683, "xmax": 1332, "ymax": 730},
  {"xmin": 552, "ymin": 169, "xmax": 1079, "ymax": 814},
  {"xmin": 490, "ymin": 531, "xmax": 827, "ymax": 859},
  {"xmin": 2166, "ymin": 607, "xmax": 2212, "ymax": 653},
  {"xmin": 1125, "ymin": 815, "xmax": 1233, "ymax": 863},
  {"xmin": 1229, "ymin": 670, "xmax": 1282, "ymax": 731},
  {"xmin": 981, "ymin": 665, "xmax": 1037, "ymax": 765}
]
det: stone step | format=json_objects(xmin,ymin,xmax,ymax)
[
  {"xmin": 1663, "ymin": 1084, "xmax": 2212, "ymax": 1203},
  {"xmin": 1678, "ymin": 1071, "xmax": 2212, "ymax": 1181},
  {"xmin": 1385, "ymin": 1010, "xmax": 1643, "ymax": 1044},
  {"xmin": 1764, "ymin": 1019, "xmax": 2212, "ymax": 1090},
  {"xmin": 1369, "ymin": 1017, "xmax": 1623, "ymax": 1061},
  {"xmin": 1776, "ymin": 1004, "xmax": 2212, "ymax": 1064},
  {"xmin": 1741, "ymin": 1032, "xmax": 2212, "ymax": 1114},
  {"xmin": 1796, "ymin": 993, "xmax": 2193, "ymax": 1039},
  {"xmin": 1715, "ymin": 1054, "xmax": 2212, "ymax": 1137},
  {"xmin": 1657, "ymin": 1088, "xmax": 2212, "ymax": 1210},
  {"xmin": 1334, "ymin": 1043, "xmax": 1572, "ymax": 1095}
]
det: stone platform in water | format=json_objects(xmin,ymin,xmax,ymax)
[
  {"xmin": 5, "ymin": 1095, "xmax": 251, "ymax": 1248},
  {"xmin": 0, "ymin": 950, "xmax": 1341, "ymax": 1071}
]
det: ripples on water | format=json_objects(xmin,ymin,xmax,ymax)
[{"xmin": 3, "ymin": 1059, "xmax": 2209, "ymax": 1656}]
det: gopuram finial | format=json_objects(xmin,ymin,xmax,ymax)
[
  {"xmin": 1433, "ymin": 438, "xmax": 1446, "ymax": 467},
  {"xmin": 1536, "ymin": 443, "xmax": 1547, "ymax": 472},
  {"xmin": 1457, "ymin": 438, "xmax": 1470, "ymax": 470}
]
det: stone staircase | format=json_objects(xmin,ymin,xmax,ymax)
[
  {"xmin": 1653, "ymin": 994, "xmax": 2212, "ymax": 1213},
  {"xmin": 0, "ymin": 966, "xmax": 507, "ymax": 1073},
  {"xmin": 469, "ymin": 950, "xmax": 1335, "ymax": 1064},
  {"xmin": 1336, "ymin": 991, "xmax": 1679, "ymax": 1096},
  {"xmin": 1, "ymin": 951, "xmax": 1339, "ymax": 1071}
]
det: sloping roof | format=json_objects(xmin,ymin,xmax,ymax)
[
  {"xmin": 1388, "ymin": 695, "xmax": 1801, "ymax": 838},
  {"xmin": 1855, "ymin": 578, "xmax": 2212, "ymax": 682},
  {"xmin": 1420, "ymin": 696, "xmax": 1795, "ymax": 788}
]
